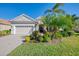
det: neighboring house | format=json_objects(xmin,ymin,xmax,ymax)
[
  {"xmin": 0, "ymin": 19, "xmax": 11, "ymax": 31},
  {"xmin": 10, "ymin": 14, "xmax": 39, "ymax": 35}
]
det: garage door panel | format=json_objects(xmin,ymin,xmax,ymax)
[{"xmin": 15, "ymin": 26, "xmax": 33, "ymax": 35}]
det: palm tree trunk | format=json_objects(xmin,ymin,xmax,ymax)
[{"xmin": 51, "ymin": 26, "xmax": 58, "ymax": 39}]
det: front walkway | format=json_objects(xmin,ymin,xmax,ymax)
[{"xmin": 0, "ymin": 35, "xmax": 24, "ymax": 56}]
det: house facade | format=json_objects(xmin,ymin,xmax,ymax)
[
  {"xmin": 0, "ymin": 19, "xmax": 11, "ymax": 31},
  {"xmin": 10, "ymin": 14, "xmax": 39, "ymax": 35}
]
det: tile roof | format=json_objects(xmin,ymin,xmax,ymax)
[{"xmin": 0, "ymin": 19, "xmax": 11, "ymax": 25}]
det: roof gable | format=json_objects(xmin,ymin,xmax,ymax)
[
  {"xmin": 11, "ymin": 14, "xmax": 35, "ymax": 22},
  {"xmin": 10, "ymin": 14, "xmax": 36, "ymax": 24}
]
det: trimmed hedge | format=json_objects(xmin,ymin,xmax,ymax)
[{"xmin": 0, "ymin": 30, "xmax": 11, "ymax": 37}]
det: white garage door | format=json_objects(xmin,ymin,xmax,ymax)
[{"xmin": 15, "ymin": 26, "xmax": 34, "ymax": 35}]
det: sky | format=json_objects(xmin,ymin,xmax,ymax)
[{"xmin": 0, "ymin": 3, "xmax": 79, "ymax": 20}]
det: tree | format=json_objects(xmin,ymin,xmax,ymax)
[
  {"xmin": 74, "ymin": 19, "xmax": 79, "ymax": 32},
  {"xmin": 41, "ymin": 14, "xmax": 73, "ymax": 39},
  {"xmin": 43, "ymin": 3, "xmax": 65, "ymax": 32},
  {"xmin": 66, "ymin": 14, "xmax": 79, "ymax": 31},
  {"xmin": 72, "ymin": 14, "xmax": 79, "ymax": 21},
  {"xmin": 45, "ymin": 3, "xmax": 65, "ymax": 15},
  {"xmin": 41, "ymin": 3, "xmax": 75, "ymax": 39},
  {"xmin": 41, "ymin": 14, "xmax": 51, "ymax": 32}
]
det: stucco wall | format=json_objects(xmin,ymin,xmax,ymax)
[{"xmin": 0, "ymin": 24, "xmax": 11, "ymax": 31}]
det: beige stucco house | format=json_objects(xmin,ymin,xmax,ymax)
[{"xmin": 0, "ymin": 19, "xmax": 11, "ymax": 31}]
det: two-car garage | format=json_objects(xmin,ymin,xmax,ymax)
[
  {"xmin": 11, "ymin": 24, "xmax": 36, "ymax": 35},
  {"xmin": 11, "ymin": 14, "xmax": 37, "ymax": 35}
]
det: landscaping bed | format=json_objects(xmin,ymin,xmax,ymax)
[{"xmin": 8, "ymin": 36, "xmax": 79, "ymax": 56}]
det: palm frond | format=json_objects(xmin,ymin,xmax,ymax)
[
  {"xmin": 44, "ymin": 9, "xmax": 52, "ymax": 14},
  {"xmin": 53, "ymin": 3, "xmax": 64, "ymax": 10},
  {"xmin": 54, "ymin": 9, "xmax": 65, "ymax": 14},
  {"xmin": 72, "ymin": 14, "xmax": 79, "ymax": 20}
]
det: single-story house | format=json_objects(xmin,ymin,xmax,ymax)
[
  {"xmin": 0, "ymin": 19, "xmax": 11, "ymax": 31},
  {"xmin": 10, "ymin": 14, "xmax": 39, "ymax": 35}
]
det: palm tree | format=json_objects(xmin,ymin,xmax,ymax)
[
  {"xmin": 43, "ymin": 3, "xmax": 65, "ymax": 32},
  {"xmin": 41, "ymin": 14, "xmax": 51, "ymax": 32},
  {"xmin": 41, "ymin": 3, "xmax": 75, "ymax": 39},
  {"xmin": 66, "ymin": 14, "xmax": 79, "ymax": 30},
  {"xmin": 41, "ymin": 14, "xmax": 73, "ymax": 39},
  {"xmin": 72, "ymin": 14, "xmax": 79, "ymax": 21},
  {"xmin": 45, "ymin": 3, "xmax": 65, "ymax": 15}
]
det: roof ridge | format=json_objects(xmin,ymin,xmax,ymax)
[
  {"xmin": 21, "ymin": 13, "xmax": 35, "ymax": 21},
  {"xmin": 11, "ymin": 13, "xmax": 35, "ymax": 22}
]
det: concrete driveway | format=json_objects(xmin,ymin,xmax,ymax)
[{"xmin": 0, "ymin": 35, "xmax": 25, "ymax": 56}]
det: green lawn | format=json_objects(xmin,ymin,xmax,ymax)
[{"xmin": 8, "ymin": 36, "xmax": 79, "ymax": 56}]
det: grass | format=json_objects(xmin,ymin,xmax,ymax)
[{"xmin": 8, "ymin": 36, "xmax": 79, "ymax": 56}]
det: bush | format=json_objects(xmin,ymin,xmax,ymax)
[
  {"xmin": 25, "ymin": 36, "xmax": 30, "ymax": 43},
  {"xmin": 1, "ymin": 30, "xmax": 6, "ymax": 36},
  {"xmin": 4, "ymin": 30, "xmax": 11, "ymax": 34},
  {"xmin": 39, "ymin": 36, "xmax": 44, "ymax": 42},
  {"xmin": 61, "ymin": 31, "xmax": 74, "ymax": 37},
  {"xmin": 30, "ymin": 31, "xmax": 51, "ymax": 42},
  {"xmin": 74, "ymin": 32, "xmax": 79, "ymax": 36},
  {"xmin": 61, "ymin": 31, "xmax": 68, "ymax": 37},
  {"xmin": 67, "ymin": 31, "xmax": 74, "ymax": 36},
  {"xmin": 0, "ymin": 30, "xmax": 11, "ymax": 37},
  {"xmin": 54, "ymin": 32, "xmax": 62, "ymax": 39},
  {"xmin": 42, "ymin": 32, "xmax": 51, "ymax": 42},
  {"xmin": 30, "ymin": 31, "xmax": 40, "ymax": 41},
  {"xmin": 39, "ymin": 34, "xmax": 51, "ymax": 42}
]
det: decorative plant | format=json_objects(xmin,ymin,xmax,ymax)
[
  {"xmin": 25, "ymin": 36, "xmax": 30, "ymax": 43},
  {"xmin": 30, "ymin": 31, "xmax": 40, "ymax": 41}
]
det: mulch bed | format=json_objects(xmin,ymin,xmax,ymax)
[
  {"xmin": 48, "ymin": 39, "xmax": 62, "ymax": 45},
  {"xmin": 23, "ymin": 39, "xmax": 62, "ymax": 45}
]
